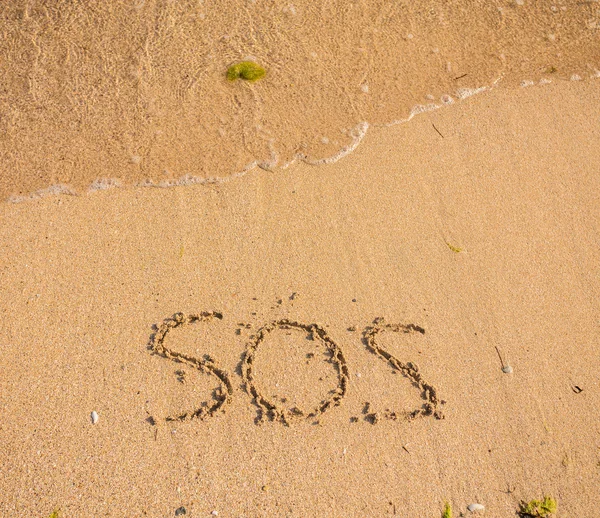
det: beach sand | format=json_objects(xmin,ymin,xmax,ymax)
[{"xmin": 1, "ymin": 77, "xmax": 599, "ymax": 517}]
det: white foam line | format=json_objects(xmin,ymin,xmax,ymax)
[
  {"xmin": 88, "ymin": 178, "xmax": 123, "ymax": 192},
  {"xmin": 383, "ymin": 102, "xmax": 444, "ymax": 127},
  {"xmin": 456, "ymin": 86, "xmax": 488, "ymax": 99},
  {"xmin": 135, "ymin": 165, "xmax": 253, "ymax": 189},
  {"xmin": 136, "ymin": 140, "xmax": 280, "ymax": 189},
  {"xmin": 7, "ymin": 184, "xmax": 76, "ymax": 203},
  {"xmin": 281, "ymin": 121, "xmax": 369, "ymax": 169}
]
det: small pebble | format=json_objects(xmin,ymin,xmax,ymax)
[
  {"xmin": 467, "ymin": 503, "xmax": 485, "ymax": 512},
  {"xmin": 174, "ymin": 506, "xmax": 186, "ymax": 516},
  {"xmin": 211, "ymin": 511, "xmax": 219, "ymax": 516},
  {"xmin": 91, "ymin": 411, "xmax": 99, "ymax": 424},
  {"xmin": 502, "ymin": 365, "xmax": 513, "ymax": 374}
]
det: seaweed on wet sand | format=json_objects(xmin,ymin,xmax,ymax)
[{"xmin": 226, "ymin": 61, "xmax": 266, "ymax": 82}]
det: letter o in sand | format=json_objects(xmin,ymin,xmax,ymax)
[{"xmin": 242, "ymin": 320, "xmax": 349, "ymax": 425}]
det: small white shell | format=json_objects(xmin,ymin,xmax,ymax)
[
  {"xmin": 502, "ymin": 365, "xmax": 513, "ymax": 374},
  {"xmin": 467, "ymin": 503, "xmax": 485, "ymax": 512},
  {"xmin": 91, "ymin": 411, "xmax": 99, "ymax": 424}
]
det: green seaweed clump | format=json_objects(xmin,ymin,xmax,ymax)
[
  {"xmin": 49, "ymin": 510, "xmax": 60, "ymax": 518},
  {"xmin": 442, "ymin": 501, "xmax": 452, "ymax": 518},
  {"xmin": 518, "ymin": 496, "xmax": 557, "ymax": 517},
  {"xmin": 226, "ymin": 61, "xmax": 266, "ymax": 82}
]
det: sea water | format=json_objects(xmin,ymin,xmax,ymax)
[{"xmin": 1, "ymin": 0, "xmax": 599, "ymax": 202}]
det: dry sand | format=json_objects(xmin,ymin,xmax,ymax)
[{"xmin": 1, "ymin": 77, "xmax": 600, "ymax": 517}]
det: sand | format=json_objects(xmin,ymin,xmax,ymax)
[
  {"xmin": 1, "ymin": 76, "xmax": 600, "ymax": 517},
  {"xmin": 2, "ymin": 2, "xmax": 600, "ymax": 516}
]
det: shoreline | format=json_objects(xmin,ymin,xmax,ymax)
[{"xmin": 6, "ymin": 74, "xmax": 599, "ymax": 204}]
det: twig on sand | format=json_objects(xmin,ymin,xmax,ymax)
[
  {"xmin": 432, "ymin": 123, "xmax": 444, "ymax": 138},
  {"xmin": 494, "ymin": 346, "xmax": 505, "ymax": 368}
]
